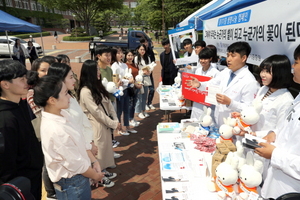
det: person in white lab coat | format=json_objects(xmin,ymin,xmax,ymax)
[
  {"xmin": 190, "ymin": 47, "xmax": 219, "ymax": 121},
  {"xmin": 182, "ymin": 38, "xmax": 197, "ymax": 74},
  {"xmin": 187, "ymin": 41, "xmax": 259, "ymax": 127},
  {"xmin": 233, "ymin": 54, "xmax": 294, "ymax": 138},
  {"xmin": 255, "ymin": 45, "xmax": 300, "ymax": 199}
]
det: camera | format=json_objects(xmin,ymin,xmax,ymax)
[{"xmin": 0, "ymin": 132, "xmax": 34, "ymax": 200}]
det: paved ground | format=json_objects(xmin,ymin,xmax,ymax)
[{"xmin": 30, "ymin": 33, "xmax": 187, "ymax": 200}]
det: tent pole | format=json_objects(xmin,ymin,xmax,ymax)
[
  {"xmin": 5, "ymin": 30, "xmax": 12, "ymax": 59},
  {"xmin": 40, "ymin": 32, "xmax": 45, "ymax": 56}
]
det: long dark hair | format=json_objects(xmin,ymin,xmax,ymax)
[
  {"xmin": 124, "ymin": 49, "xmax": 135, "ymax": 63},
  {"xmin": 77, "ymin": 60, "xmax": 109, "ymax": 105},
  {"xmin": 136, "ymin": 44, "xmax": 150, "ymax": 65},
  {"xmin": 14, "ymin": 39, "xmax": 20, "ymax": 48},
  {"xmin": 47, "ymin": 63, "xmax": 73, "ymax": 95}
]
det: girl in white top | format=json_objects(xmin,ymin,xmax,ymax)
[
  {"xmin": 111, "ymin": 47, "xmax": 136, "ymax": 135},
  {"xmin": 134, "ymin": 44, "xmax": 151, "ymax": 119},
  {"xmin": 134, "ymin": 44, "xmax": 151, "ymax": 70},
  {"xmin": 47, "ymin": 63, "xmax": 98, "ymax": 155},
  {"xmin": 233, "ymin": 54, "xmax": 294, "ymax": 138},
  {"xmin": 191, "ymin": 47, "xmax": 219, "ymax": 121},
  {"xmin": 33, "ymin": 76, "xmax": 103, "ymax": 200}
]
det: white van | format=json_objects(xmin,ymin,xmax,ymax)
[{"xmin": 0, "ymin": 36, "xmax": 43, "ymax": 56}]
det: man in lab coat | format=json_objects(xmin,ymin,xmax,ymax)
[
  {"xmin": 187, "ymin": 41, "xmax": 259, "ymax": 127},
  {"xmin": 255, "ymin": 44, "xmax": 300, "ymax": 199}
]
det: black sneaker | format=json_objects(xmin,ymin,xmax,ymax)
[
  {"xmin": 103, "ymin": 169, "xmax": 117, "ymax": 179},
  {"xmin": 99, "ymin": 177, "xmax": 115, "ymax": 187},
  {"xmin": 112, "ymin": 140, "xmax": 120, "ymax": 148}
]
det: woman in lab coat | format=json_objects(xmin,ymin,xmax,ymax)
[
  {"xmin": 249, "ymin": 55, "xmax": 293, "ymax": 138},
  {"xmin": 190, "ymin": 47, "xmax": 219, "ymax": 121}
]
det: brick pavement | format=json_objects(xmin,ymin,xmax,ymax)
[{"xmin": 32, "ymin": 34, "xmax": 188, "ymax": 200}]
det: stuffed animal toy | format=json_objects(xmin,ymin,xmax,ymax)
[
  {"xmin": 123, "ymin": 68, "xmax": 133, "ymax": 87},
  {"xmin": 172, "ymin": 72, "xmax": 181, "ymax": 89},
  {"xmin": 217, "ymin": 117, "xmax": 236, "ymax": 143},
  {"xmin": 199, "ymin": 106, "xmax": 213, "ymax": 132},
  {"xmin": 232, "ymin": 101, "xmax": 263, "ymax": 135},
  {"xmin": 135, "ymin": 70, "xmax": 143, "ymax": 85},
  {"xmin": 238, "ymin": 151, "xmax": 263, "ymax": 200},
  {"xmin": 148, "ymin": 62, "xmax": 157, "ymax": 72},
  {"xmin": 102, "ymin": 77, "xmax": 124, "ymax": 99},
  {"xmin": 208, "ymin": 152, "xmax": 239, "ymax": 199}
]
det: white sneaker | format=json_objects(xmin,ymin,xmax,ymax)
[
  {"xmin": 114, "ymin": 152, "xmax": 121, "ymax": 158},
  {"xmin": 127, "ymin": 129, "xmax": 137, "ymax": 134},
  {"xmin": 138, "ymin": 113, "xmax": 145, "ymax": 119},
  {"xmin": 145, "ymin": 105, "xmax": 150, "ymax": 110},
  {"xmin": 143, "ymin": 112, "xmax": 149, "ymax": 117},
  {"xmin": 129, "ymin": 120, "xmax": 139, "ymax": 127},
  {"xmin": 119, "ymin": 131, "xmax": 130, "ymax": 136},
  {"xmin": 133, "ymin": 119, "xmax": 140, "ymax": 125},
  {"xmin": 99, "ymin": 177, "xmax": 115, "ymax": 187},
  {"xmin": 149, "ymin": 104, "xmax": 156, "ymax": 110}
]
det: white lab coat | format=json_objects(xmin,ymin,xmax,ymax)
[
  {"xmin": 199, "ymin": 66, "xmax": 260, "ymax": 127},
  {"xmin": 261, "ymin": 93, "xmax": 300, "ymax": 199},
  {"xmin": 252, "ymin": 86, "xmax": 294, "ymax": 138},
  {"xmin": 191, "ymin": 65, "xmax": 219, "ymax": 121}
]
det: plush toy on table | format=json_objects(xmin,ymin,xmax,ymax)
[
  {"xmin": 208, "ymin": 152, "xmax": 239, "ymax": 199},
  {"xmin": 232, "ymin": 101, "xmax": 263, "ymax": 135},
  {"xmin": 217, "ymin": 117, "xmax": 236, "ymax": 143},
  {"xmin": 172, "ymin": 72, "xmax": 181, "ymax": 89},
  {"xmin": 238, "ymin": 151, "xmax": 263, "ymax": 200},
  {"xmin": 199, "ymin": 106, "xmax": 213, "ymax": 132},
  {"xmin": 102, "ymin": 77, "xmax": 124, "ymax": 99}
]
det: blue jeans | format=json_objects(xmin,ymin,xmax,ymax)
[
  {"xmin": 129, "ymin": 88, "xmax": 138, "ymax": 120},
  {"xmin": 147, "ymin": 73, "xmax": 155, "ymax": 106},
  {"xmin": 117, "ymin": 88, "xmax": 129, "ymax": 126},
  {"xmin": 135, "ymin": 86, "xmax": 149, "ymax": 113},
  {"xmin": 54, "ymin": 174, "xmax": 91, "ymax": 200}
]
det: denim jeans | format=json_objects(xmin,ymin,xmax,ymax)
[
  {"xmin": 54, "ymin": 174, "xmax": 91, "ymax": 200},
  {"xmin": 129, "ymin": 88, "xmax": 138, "ymax": 120},
  {"xmin": 135, "ymin": 86, "xmax": 149, "ymax": 113},
  {"xmin": 117, "ymin": 88, "xmax": 129, "ymax": 126},
  {"xmin": 147, "ymin": 73, "xmax": 155, "ymax": 106}
]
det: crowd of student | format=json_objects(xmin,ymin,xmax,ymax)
[
  {"xmin": 160, "ymin": 37, "xmax": 300, "ymax": 199},
  {"xmin": 0, "ymin": 35, "xmax": 158, "ymax": 199}
]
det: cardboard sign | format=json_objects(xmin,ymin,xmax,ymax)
[{"xmin": 181, "ymin": 72, "xmax": 211, "ymax": 106}]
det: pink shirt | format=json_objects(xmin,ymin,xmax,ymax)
[{"xmin": 41, "ymin": 110, "xmax": 91, "ymax": 182}]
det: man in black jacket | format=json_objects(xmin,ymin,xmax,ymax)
[
  {"xmin": 160, "ymin": 38, "xmax": 179, "ymax": 85},
  {"xmin": 0, "ymin": 60, "xmax": 44, "ymax": 200}
]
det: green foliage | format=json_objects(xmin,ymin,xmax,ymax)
[
  {"xmin": 0, "ymin": 6, "xmax": 63, "ymax": 28},
  {"xmin": 37, "ymin": 0, "xmax": 123, "ymax": 35},
  {"xmin": 63, "ymin": 31, "xmax": 117, "ymax": 41},
  {"xmin": 135, "ymin": 0, "xmax": 211, "ymax": 30},
  {"xmin": 15, "ymin": 32, "xmax": 51, "ymax": 38},
  {"xmin": 71, "ymin": 27, "xmax": 88, "ymax": 37},
  {"xmin": 63, "ymin": 36, "xmax": 91, "ymax": 41}
]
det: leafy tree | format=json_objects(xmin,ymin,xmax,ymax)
[
  {"xmin": 135, "ymin": 0, "xmax": 211, "ymax": 34},
  {"xmin": 37, "ymin": 0, "xmax": 123, "ymax": 35}
]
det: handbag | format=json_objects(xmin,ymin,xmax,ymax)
[{"xmin": 99, "ymin": 101, "xmax": 114, "ymax": 134}]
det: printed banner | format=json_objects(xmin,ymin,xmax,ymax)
[
  {"xmin": 204, "ymin": 0, "xmax": 300, "ymax": 65},
  {"xmin": 181, "ymin": 72, "xmax": 211, "ymax": 106}
]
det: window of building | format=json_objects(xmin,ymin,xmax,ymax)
[
  {"xmin": 31, "ymin": 2, "xmax": 36, "ymax": 10},
  {"xmin": 123, "ymin": 2, "xmax": 129, "ymax": 7},
  {"xmin": 130, "ymin": 2, "xmax": 137, "ymax": 8},
  {"xmin": 23, "ymin": 0, "xmax": 29, "ymax": 10},
  {"xmin": 5, "ymin": 0, "xmax": 13, "ymax": 7},
  {"xmin": 37, "ymin": 3, "xmax": 42, "ymax": 11}
]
